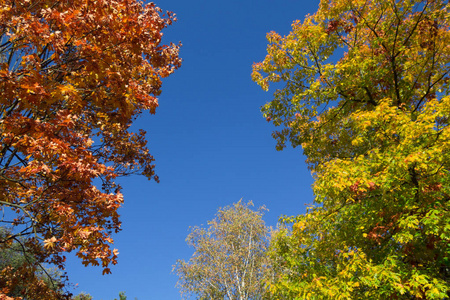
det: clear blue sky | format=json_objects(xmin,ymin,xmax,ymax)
[{"xmin": 65, "ymin": 1, "xmax": 320, "ymax": 299}]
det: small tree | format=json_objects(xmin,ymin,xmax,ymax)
[
  {"xmin": 174, "ymin": 201, "xmax": 271, "ymax": 300},
  {"xmin": 72, "ymin": 293, "xmax": 93, "ymax": 300},
  {"xmin": 113, "ymin": 291, "xmax": 127, "ymax": 300}
]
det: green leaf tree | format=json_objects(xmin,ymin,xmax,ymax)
[
  {"xmin": 113, "ymin": 291, "xmax": 127, "ymax": 300},
  {"xmin": 173, "ymin": 201, "xmax": 271, "ymax": 300},
  {"xmin": 72, "ymin": 293, "xmax": 93, "ymax": 300},
  {"xmin": 0, "ymin": 226, "xmax": 69, "ymax": 299},
  {"xmin": 253, "ymin": 0, "xmax": 449, "ymax": 298}
]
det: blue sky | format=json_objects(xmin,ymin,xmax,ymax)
[{"xmin": 65, "ymin": 1, "xmax": 320, "ymax": 299}]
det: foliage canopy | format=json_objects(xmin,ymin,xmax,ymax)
[
  {"xmin": 0, "ymin": 0, "xmax": 180, "ymax": 298},
  {"xmin": 253, "ymin": 0, "xmax": 449, "ymax": 298}
]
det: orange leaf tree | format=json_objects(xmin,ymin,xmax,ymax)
[
  {"xmin": 0, "ymin": 0, "xmax": 180, "ymax": 298},
  {"xmin": 253, "ymin": 0, "xmax": 449, "ymax": 298}
]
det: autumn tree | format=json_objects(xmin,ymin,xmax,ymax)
[
  {"xmin": 253, "ymin": 0, "xmax": 449, "ymax": 298},
  {"xmin": 0, "ymin": 0, "xmax": 180, "ymax": 299},
  {"xmin": 173, "ymin": 201, "xmax": 271, "ymax": 300}
]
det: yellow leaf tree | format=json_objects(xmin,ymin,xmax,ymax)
[
  {"xmin": 0, "ymin": 0, "xmax": 180, "ymax": 299},
  {"xmin": 253, "ymin": 0, "xmax": 449, "ymax": 298}
]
